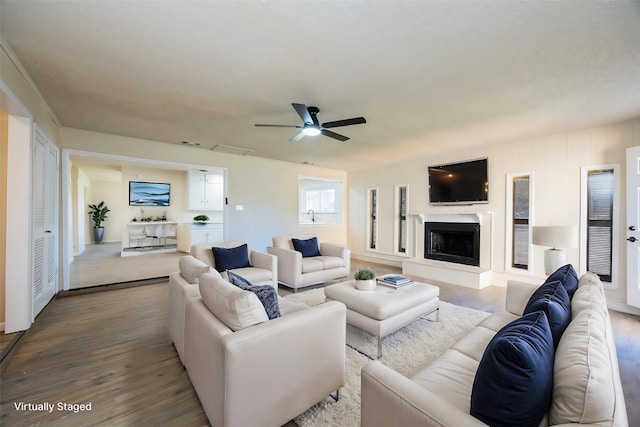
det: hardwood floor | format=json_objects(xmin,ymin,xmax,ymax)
[
  {"xmin": 1, "ymin": 259, "xmax": 638, "ymax": 426},
  {"xmin": 1, "ymin": 283, "xmax": 209, "ymax": 427},
  {"xmin": 69, "ymin": 242, "xmax": 182, "ymax": 289}
]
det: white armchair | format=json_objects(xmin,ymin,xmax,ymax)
[
  {"xmin": 190, "ymin": 241, "xmax": 277, "ymax": 288},
  {"xmin": 184, "ymin": 272, "xmax": 346, "ymax": 427},
  {"xmin": 267, "ymin": 234, "xmax": 350, "ymax": 292}
]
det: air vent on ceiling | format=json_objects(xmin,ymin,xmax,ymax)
[
  {"xmin": 211, "ymin": 144, "xmax": 255, "ymax": 156},
  {"xmin": 181, "ymin": 140, "xmax": 200, "ymax": 147}
]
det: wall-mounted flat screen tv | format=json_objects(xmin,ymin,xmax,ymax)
[
  {"xmin": 129, "ymin": 181, "xmax": 170, "ymax": 206},
  {"xmin": 428, "ymin": 158, "xmax": 488, "ymax": 205}
]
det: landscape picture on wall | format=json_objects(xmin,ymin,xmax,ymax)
[{"xmin": 129, "ymin": 181, "xmax": 170, "ymax": 206}]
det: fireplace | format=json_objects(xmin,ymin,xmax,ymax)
[{"xmin": 424, "ymin": 222, "xmax": 480, "ymax": 267}]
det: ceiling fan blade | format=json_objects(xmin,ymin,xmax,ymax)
[
  {"xmin": 321, "ymin": 117, "xmax": 367, "ymax": 129},
  {"xmin": 255, "ymin": 124, "xmax": 301, "ymax": 128},
  {"xmin": 289, "ymin": 132, "xmax": 306, "ymax": 143},
  {"xmin": 292, "ymin": 103, "xmax": 314, "ymax": 125},
  {"xmin": 321, "ymin": 129, "xmax": 349, "ymax": 142}
]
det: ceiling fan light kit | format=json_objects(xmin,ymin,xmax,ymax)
[
  {"xmin": 255, "ymin": 103, "xmax": 366, "ymax": 142},
  {"xmin": 302, "ymin": 126, "xmax": 321, "ymax": 136}
]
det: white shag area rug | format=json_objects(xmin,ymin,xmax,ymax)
[{"xmin": 283, "ymin": 289, "xmax": 491, "ymax": 427}]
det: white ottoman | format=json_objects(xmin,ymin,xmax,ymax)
[{"xmin": 325, "ymin": 280, "xmax": 440, "ymax": 358}]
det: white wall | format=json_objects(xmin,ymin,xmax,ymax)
[
  {"xmin": 60, "ymin": 128, "xmax": 348, "ymax": 253},
  {"xmin": 349, "ymin": 118, "xmax": 640, "ymax": 313}
]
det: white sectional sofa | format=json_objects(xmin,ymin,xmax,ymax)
[
  {"xmin": 267, "ymin": 234, "xmax": 350, "ymax": 292},
  {"xmin": 361, "ymin": 268, "xmax": 628, "ymax": 427}
]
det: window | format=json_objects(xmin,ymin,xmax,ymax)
[
  {"xmin": 304, "ymin": 187, "xmax": 335, "ymax": 213},
  {"xmin": 586, "ymin": 169, "xmax": 614, "ymax": 282},
  {"xmin": 368, "ymin": 188, "xmax": 378, "ymax": 250},
  {"xmin": 298, "ymin": 177, "xmax": 343, "ymax": 225},
  {"xmin": 395, "ymin": 185, "xmax": 408, "ymax": 254},
  {"xmin": 512, "ymin": 176, "xmax": 530, "ymax": 269},
  {"xmin": 506, "ymin": 172, "xmax": 532, "ymax": 271}
]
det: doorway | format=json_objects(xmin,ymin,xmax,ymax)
[{"xmin": 61, "ymin": 149, "xmax": 225, "ymax": 290}]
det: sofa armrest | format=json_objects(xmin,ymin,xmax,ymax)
[
  {"xmin": 320, "ymin": 242, "xmax": 348, "ymax": 259},
  {"xmin": 249, "ymin": 250, "xmax": 278, "ymax": 287},
  {"xmin": 320, "ymin": 243, "xmax": 351, "ymax": 273},
  {"xmin": 505, "ymin": 280, "xmax": 540, "ymax": 315},
  {"xmin": 267, "ymin": 246, "xmax": 302, "ymax": 286},
  {"xmin": 222, "ymin": 301, "xmax": 346, "ymax": 427},
  {"xmin": 361, "ymin": 361, "xmax": 487, "ymax": 427}
]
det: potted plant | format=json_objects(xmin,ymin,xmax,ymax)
[
  {"xmin": 193, "ymin": 214, "xmax": 209, "ymax": 223},
  {"xmin": 354, "ymin": 267, "xmax": 376, "ymax": 291},
  {"xmin": 88, "ymin": 201, "xmax": 110, "ymax": 244}
]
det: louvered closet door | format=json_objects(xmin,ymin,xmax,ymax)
[{"xmin": 32, "ymin": 128, "xmax": 58, "ymax": 318}]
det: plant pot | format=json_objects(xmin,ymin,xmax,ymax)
[
  {"xmin": 94, "ymin": 227, "xmax": 105, "ymax": 244},
  {"xmin": 355, "ymin": 279, "xmax": 376, "ymax": 291}
]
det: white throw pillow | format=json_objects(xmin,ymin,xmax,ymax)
[
  {"xmin": 179, "ymin": 255, "xmax": 215, "ymax": 284},
  {"xmin": 198, "ymin": 272, "xmax": 268, "ymax": 331}
]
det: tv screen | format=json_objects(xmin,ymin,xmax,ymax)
[
  {"xmin": 129, "ymin": 181, "xmax": 170, "ymax": 206},
  {"xmin": 428, "ymin": 158, "xmax": 488, "ymax": 205}
]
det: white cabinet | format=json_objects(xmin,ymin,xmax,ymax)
[
  {"xmin": 188, "ymin": 171, "xmax": 224, "ymax": 211},
  {"xmin": 177, "ymin": 223, "xmax": 224, "ymax": 252}
]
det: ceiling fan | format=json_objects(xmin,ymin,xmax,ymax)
[{"xmin": 255, "ymin": 103, "xmax": 366, "ymax": 142}]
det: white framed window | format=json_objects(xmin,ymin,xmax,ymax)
[
  {"xmin": 298, "ymin": 176, "xmax": 343, "ymax": 225},
  {"xmin": 367, "ymin": 188, "xmax": 378, "ymax": 251},
  {"xmin": 304, "ymin": 187, "xmax": 336, "ymax": 213},
  {"xmin": 394, "ymin": 184, "xmax": 408, "ymax": 256},
  {"xmin": 581, "ymin": 165, "xmax": 619, "ymax": 286},
  {"xmin": 505, "ymin": 172, "xmax": 533, "ymax": 272}
]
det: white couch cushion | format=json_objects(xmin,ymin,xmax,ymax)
[
  {"xmin": 301, "ymin": 257, "xmax": 324, "ymax": 273},
  {"xmin": 179, "ymin": 255, "xmax": 219, "ymax": 283},
  {"xmin": 550, "ymin": 306, "xmax": 615, "ymax": 425},
  {"xmin": 412, "ymin": 349, "xmax": 479, "ymax": 413},
  {"xmin": 315, "ymin": 255, "xmax": 344, "ymax": 269},
  {"xmin": 198, "ymin": 272, "xmax": 268, "ymax": 331},
  {"xmin": 231, "ymin": 266, "xmax": 272, "ymax": 285}
]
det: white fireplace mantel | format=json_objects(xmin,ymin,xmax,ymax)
[
  {"xmin": 404, "ymin": 212, "xmax": 494, "ymax": 288},
  {"xmin": 415, "ymin": 212, "xmax": 482, "ymax": 224}
]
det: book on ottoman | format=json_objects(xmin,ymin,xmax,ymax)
[{"xmin": 377, "ymin": 274, "xmax": 414, "ymax": 288}]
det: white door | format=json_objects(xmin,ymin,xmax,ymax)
[
  {"xmin": 32, "ymin": 128, "xmax": 58, "ymax": 317},
  {"xmin": 627, "ymin": 146, "xmax": 640, "ymax": 308}
]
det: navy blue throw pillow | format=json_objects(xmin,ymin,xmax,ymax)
[
  {"xmin": 470, "ymin": 311, "xmax": 554, "ymax": 427},
  {"xmin": 227, "ymin": 271, "xmax": 281, "ymax": 320},
  {"xmin": 545, "ymin": 263, "xmax": 579, "ymax": 299},
  {"xmin": 291, "ymin": 237, "xmax": 321, "ymax": 257},
  {"xmin": 211, "ymin": 244, "xmax": 251, "ymax": 272},
  {"xmin": 524, "ymin": 280, "xmax": 571, "ymax": 348}
]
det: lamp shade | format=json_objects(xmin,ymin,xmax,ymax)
[{"xmin": 531, "ymin": 226, "xmax": 578, "ymax": 249}]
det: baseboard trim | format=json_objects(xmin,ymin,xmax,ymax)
[
  {"xmin": 607, "ymin": 300, "xmax": 640, "ymax": 316},
  {"xmin": 351, "ymin": 253, "xmax": 404, "ymax": 268},
  {"xmin": 60, "ymin": 276, "xmax": 169, "ymax": 297}
]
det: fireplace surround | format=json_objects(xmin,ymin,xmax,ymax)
[
  {"xmin": 402, "ymin": 212, "xmax": 493, "ymax": 289},
  {"xmin": 424, "ymin": 221, "xmax": 480, "ymax": 266}
]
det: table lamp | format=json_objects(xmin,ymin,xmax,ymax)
[{"xmin": 532, "ymin": 226, "xmax": 578, "ymax": 275}]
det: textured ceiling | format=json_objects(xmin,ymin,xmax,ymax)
[{"xmin": 2, "ymin": 1, "xmax": 640, "ymax": 171}]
